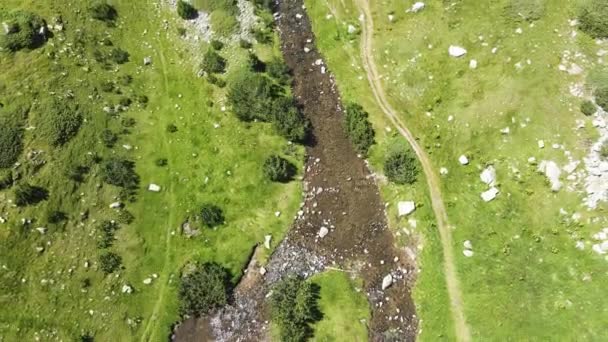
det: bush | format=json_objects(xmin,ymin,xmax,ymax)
[
  {"xmin": 109, "ymin": 48, "xmax": 129, "ymax": 64},
  {"xmin": 344, "ymin": 103, "xmax": 375, "ymax": 156},
  {"xmin": 594, "ymin": 87, "xmax": 608, "ymax": 111},
  {"xmin": 97, "ymin": 220, "xmax": 119, "ymax": 249},
  {"xmin": 601, "ymin": 141, "xmax": 608, "ymax": 159},
  {"xmin": 99, "ymin": 252, "xmax": 122, "ymax": 274},
  {"xmin": 166, "ymin": 123, "xmax": 178, "ymax": 133},
  {"xmin": 200, "ymin": 204, "xmax": 224, "ymax": 228},
  {"xmin": 201, "ymin": 49, "xmax": 227, "ymax": 74},
  {"xmin": 271, "ymin": 97, "xmax": 309, "ymax": 142},
  {"xmin": 581, "ymin": 100, "xmax": 597, "ymax": 116},
  {"xmin": 579, "ymin": 0, "xmax": 608, "ymax": 38},
  {"xmin": 46, "ymin": 101, "xmax": 83, "ymax": 146},
  {"xmin": 101, "ymin": 129, "xmax": 118, "ymax": 148},
  {"xmin": 101, "ymin": 158, "xmax": 139, "ymax": 189},
  {"xmin": 227, "ymin": 71, "xmax": 276, "ymax": 122},
  {"xmin": 270, "ymin": 275, "xmax": 321, "ymax": 342},
  {"xmin": 47, "ymin": 210, "xmax": 67, "ymax": 224},
  {"xmin": 207, "ymin": 74, "xmax": 227, "ymax": 88},
  {"xmin": 14, "ymin": 183, "xmax": 48, "ymax": 206},
  {"xmin": 66, "ymin": 165, "xmax": 89, "ymax": 182},
  {"xmin": 239, "ymin": 39, "xmax": 253, "ymax": 49},
  {"xmin": 177, "ymin": 0, "xmax": 197, "ymax": 20},
  {"xmin": 384, "ymin": 149, "xmax": 419, "ymax": 185},
  {"xmin": 263, "ymin": 155, "xmax": 295, "ymax": 182},
  {"xmin": 0, "ymin": 11, "xmax": 47, "ymax": 52},
  {"xmin": 155, "ymin": 158, "xmax": 168, "ymax": 167},
  {"xmin": 267, "ymin": 58, "xmax": 291, "ymax": 85},
  {"xmin": 252, "ymin": 27, "xmax": 273, "ymax": 44},
  {"xmin": 117, "ymin": 210, "xmax": 135, "ymax": 225},
  {"xmin": 210, "ymin": 39, "xmax": 224, "ymax": 50},
  {"xmin": 179, "ymin": 262, "xmax": 231, "ymax": 316},
  {"xmin": 90, "ymin": 3, "xmax": 117, "ymax": 22},
  {"xmin": 0, "ymin": 124, "xmax": 23, "ymax": 168},
  {"xmin": 210, "ymin": 10, "xmax": 239, "ymax": 37},
  {"xmin": 248, "ymin": 52, "xmax": 266, "ymax": 72},
  {"xmin": 504, "ymin": 0, "xmax": 545, "ymax": 22}
]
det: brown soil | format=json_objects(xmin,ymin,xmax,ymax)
[{"xmin": 173, "ymin": 1, "xmax": 417, "ymax": 341}]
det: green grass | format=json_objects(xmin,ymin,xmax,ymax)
[
  {"xmin": 310, "ymin": 271, "xmax": 369, "ymax": 342},
  {"xmin": 0, "ymin": 1, "xmax": 302, "ymax": 341},
  {"xmin": 306, "ymin": 0, "xmax": 608, "ymax": 340}
]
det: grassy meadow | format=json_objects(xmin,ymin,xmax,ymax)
[
  {"xmin": 0, "ymin": 1, "xmax": 303, "ymax": 340},
  {"xmin": 306, "ymin": 0, "xmax": 608, "ymax": 340}
]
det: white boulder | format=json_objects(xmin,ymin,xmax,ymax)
[
  {"xmin": 148, "ymin": 184, "xmax": 161, "ymax": 192},
  {"xmin": 411, "ymin": 2, "xmax": 425, "ymax": 13},
  {"xmin": 398, "ymin": 201, "xmax": 416, "ymax": 217},
  {"xmin": 347, "ymin": 24, "xmax": 357, "ymax": 34},
  {"xmin": 318, "ymin": 227, "xmax": 329, "ymax": 238},
  {"xmin": 480, "ymin": 166, "xmax": 496, "ymax": 186},
  {"xmin": 538, "ymin": 161, "xmax": 562, "ymax": 191},
  {"xmin": 469, "ymin": 59, "xmax": 478, "ymax": 69},
  {"xmin": 463, "ymin": 250, "xmax": 474, "ymax": 257},
  {"xmin": 143, "ymin": 278, "xmax": 153, "ymax": 285},
  {"xmin": 264, "ymin": 235, "xmax": 272, "ymax": 249},
  {"xmin": 122, "ymin": 284, "xmax": 133, "ymax": 294},
  {"xmin": 458, "ymin": 155, "xmax": 469, "ymax": 165},
  {"xmin": 381, "ymin": 274, "xmax": 393, "ymax": 290},
  {"xmin": 448, "ymin": 45, "xmax": 467, "ymax": 57},
  {"xmin": 481, "ymin": 187, "xmax": 499, "ymax": 202},
  {"xmin": 109, "ymin": 202, "xmax": 122, "ymax": 209},
  {"xmin": 463, "ymin": 240, "xmax": 473, "ymax": 249}
]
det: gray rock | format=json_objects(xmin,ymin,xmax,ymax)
[{"xmin": 381, "ymin": 274, "xmax": 393, "ymax": 290}]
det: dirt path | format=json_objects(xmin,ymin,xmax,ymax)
[{"xmin": 354, "ymin": 1, "xmax": 471, "ymax": 340}]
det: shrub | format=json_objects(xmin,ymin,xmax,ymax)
[
  {"xmin": 267, "ymin": 58, "xmax": 291, "ymax": 85},
  {"xmin": 239, "ymin": 39, "xmax": 253, "ymax": 49},
  {"xmin": 97, "ymin": 220, "xmax": 119, "ymax": 249},
  {"xmin": 601, "ymin": 141, "xmax": 608, "ymax": 159},
  {"xmin": 177, "ymin": 0, "xmax": 198, "ymax": 20},
  {"xmin": 263, "ymin": 155, "xmax": 295, "ymax": 182},
  {"xmin": 207, "ymin": 74, "xmax": 227, "ymax": 88},
  {"xmin": 179, "ymin": 262, "xmax": 231, "ymax": 316},
  {"xmin": 271, "ymin": 97, "xmax": 309, "ymax": 142},
  {"xmin": 66, "ymin": 165, "xmax": 89, "ymax": 182},
  {"xmin": 201, "ymin": 49, "xmax": 227, "ymax": 74},
  {"xmin": 101, "ymin": 158, "xmax": 139, "ymax": 189},
  {"xmin": 200, "ymin": 204, "xmax": 224, "ymax": 228},
  {"xmin": 594, "ymin": 87, "xmax": 608, "ymax": 111},
  {"xmin": 252, "ymin": 27, "xmax": 273, "ymax": 44},
  {"xmin": 210, "ymin": 10, "xmax": 238, "ymax": 37},
  {"xmin": 581, "ymin": 100, "xmax": 597, "ymax": 116},
  {"xmin": 504, "ymin": 0, "xmax": 545, "ymax": 22},
  {"xmin": 0, "ymin": 10, "xmax": 47, "ymax": 52},
  {"xmin": 194, "ymin": 0, "xmax": 238, "ymax": 13},
  {"xmin": 0, "ymin": 124, "xmax": 23, "ymax": 168},
  {"xmin": 270, "ymin": 275, "xmax": 321, "ymax": 342},
  {"xmin": 227, "ymin": 71, "xmax": 276, "ymax": 122},
  {"xmin": 109, "ymin": 48, "xmax": 129, "ymax": 64},
  {"xmin": 155, "ymin": 158, "xmax": 168, "ymax": 167},
  {"xmin": 579, "ymin": 0, "xmax": 608, "ymax": 38},
  {"xmin": 166, "ymin": 123, "xmax": 178, "ymax": 133},
  {"xmin": 90, "ymin": 3, "xmax": 117, "ymax": 22},
  {"xmin": 210, "ymin": 39, "xmax": 224, "ymax": 50},
  {"xmin": 344, "ymin": 103, "xmax": 375, "ymax": 156},
  {"xmin": 99, "ymin": 252, "xmax": 122, "ymax": 274},
  {"xmin": 14, "ymin": 183, "xmax": 48, "ymax": 206},
  {"xmin": 101, "ymin": 129, "xmax": 118, "ymax": 148},
  {"xmin": 117, "ymin": 210, "xmax": 135, "ymax": 225},
  {"xmin": 248, "ymin": 52, "xmax": 266, "ymax": 72},
  {"xmin": 46, "ymin": 101, "xmax": 83, "ymax": 146},
  {"xmin": 121, "ymin": 117, "xmax": 136, "ymax": 127},
  {"xmin": 47, "ymin": 210, "xmax": 67, "ymax": 224},
  {"xmin": 384, "ymin": 149, "xmax": 419, "ymax": 185}
]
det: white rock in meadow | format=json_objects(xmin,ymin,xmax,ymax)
[
  {"xmin": 347, "ymin": 24, "xmax": 357, "ymax": 34},
  {"xmin": 148, "ymin": 184, "xmax": 161, "ymax": 192},
  {"xmin": 398, "ymin": 201, "xmax": 416, "ymax": 217},
  {"xmin": 463, "ymin": 249, "xmax": 474, "ymax": 257},
  {"xmin": 481, "ymin": 187, "xmax": 499, "ymax": 202},
  {"xmin": 318, "ymin": 226, "xmax": 329, "ymax": 238},
  {"xmin": 538, "ymin": 160, "xmax": 562, "ymax": 191},
  {"xmin": 448, "ymin": 45, "xmax": 467, "ymax": 57},
  {"xmin": 480, "ymin": 166, "xmax": 496, "ymax": 186},
  {"xmin": 458, "ymin": 155, "xmax": 469, "ymax": 165},
  {"xmin": 538, "ymin": 140, "xmax": 545, "ymax": 149},
  {"xmin": 440, "ymin": 167, "xmax": 449, "ymax": 175},
  {"xmin": 109, "ymin": 202, "xmax": 122, "ymax": 209},
  {"xmin": 264, "ymin": 235, "xmax": 272, "ymax": 249},
  {"xmin": 463, "ymin": 240, "xmax": 473, "ymax": 249},
  {"xmin": 469, "ymin": 59, "xmax": 478, "ymax": 69},
  {"xmin": 411, "ymin": 2, "xmax": 425, "ymax": 13}
]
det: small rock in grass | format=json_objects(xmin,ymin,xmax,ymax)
[
  {"xmin": 440, "ymin": 167, "xmax": 449, "ymax": 175},
  {"xmin": 481, "ymin": 187, "xmax": 499, "ymax": 202},
  {"xmin": 463, "ymin": 240, "xmax": 473, "ymax": 249},
  {"xmin": 143, "ymin": 278, "xmax": 152, "ymax": 285},
  {"xmin": 458, "ymin": 155, "xmax": 469, "ymax": 165},
  {"xmin": 397, "ymin": 201, "xmax": 416, "ymax": 217},
  {"xmin": 143, "ymin": 56, "xmax": 152, "ymax": 65},
  {"xmin": 382, "ymin": 274, "xmax": 393, "ymax": 290},
  {"xmin": 411, "ymin": 2, "xmax": 425, "ymax": 13},
  {"xmin": 480, "ymin": 166, "xmax": 496, "ymax": 186},
  {"xmin": 469, "ymin": 59, "xmax": 478, "ymax": 69},
  {"xmin": 448, "ymin": 45, "xmax": 467, "ymax": 57},
  {"xmin": 264, "ymin": 235, "xmax": 272, "ymax": 249},
  {"xmin": 122, "ymin": 284, "xmax": 133, "ymax": 294},
  {"xmin": 318, "ymin": 226, "xmax": 329, "ymax": 238},
  {"xmin": 463, "ymin": 249, "xmax": 474, "ymax": 257},
  {"xmin": 259, "ymin": 267, "xmax": 267, "ymax": 275},
  {"xmin": 109, "ymin": 202, "xmax": 122, "ymax": 209},
  {"xmin": 148, "ymin": 184, "xmax": 161, "ymax": 192},
  {"xmin": 538, "ymin": 140, "xmax": 545, "ymax": 149}
]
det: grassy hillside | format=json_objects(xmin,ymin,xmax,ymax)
[
  {"xmin": 306, "ymin": 0, "xmax": 608, "ymax": 340},
  {"xmin": 0, "ymin": 1, "xmax": 302, "ymax": 340}
]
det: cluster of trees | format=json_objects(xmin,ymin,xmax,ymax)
[
  {"xmin": 99, "ymin": 251, "xmax": 122, "ymax": 274},
  {"xmin": 384, "ymin": 149, "xmax": 419, "ymax": 185},
  {"xmin": 200, "ymin": 204, "xmax": 224, "ymax": 228},
  {"xmin": 201, "ymin": 49, "xmax": 227, "ymax": 74},
  {"xmin": 227, "ymin": 71, "xmax": 309, "ymax": 142},
  {"xmin": 14, "ymin": 183, "xmax": 48, "ymax": 206},
  {"xmin": 0, "ymin": 10, "xmax": 47, "ymax": 52},
  {"xmin": 177, "ymin": 0, "xmax": 197, "ymax": 20},
  {"xmin": 101, "ymin": 158, "xmax": 140, "ymax": 189},
  {"xmin": 344, "ymin": 103, "xmax": 375, "ymax": 156},
  {"xmin": 97, "ymin": 220, "xmax": 120, "ymax": 249},
  {"xmin": 44, "ymin": 100, "xmax": 83, "ymax": 146},
  {"xmin": 581, "ymin": 100, "xmax": 597, "ymax": 116},
  {"xmin": 579, "ymin": 0, "xmax": 608, "ymax": 39},
  {"xmin": 263, "ymin": 155, "xmax": 295, "ymax": 182},
  {"xmin": 594, "ymin": 87, "xmax": 608, "ymax": 112},
  {"xmin": 90, "ymin": 2, "xmax": 117, "ymax": 23},
  {"xmin": 179, "ymin": 262, "xmax": 232, "ymax": 316},
  {"xmin": 270, "ymin": 275, "xmax": 321, "ymax": 341}
]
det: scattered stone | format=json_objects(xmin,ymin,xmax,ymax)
[
  {"xmin": 259, "ymin": 267, "xmax": 267, "ymax": 276},
  {"xmin": 148, "ymin": 184, "xmax": 161, "ymax": 192},
  {"xmin": 347, "ymin": 25, "xmax": 357, "ymax": 34},
  {"xmin": 264, "ymin": 235, "xmax": 272, "ymax": 249},
  {"xmin": 397, "ymin": 201, "xmax": 416, "ymax": 217},
  {"xmin": 122, "ymin": 284, "xmax": 133, "ymax": 294},
  {"xmin": 381, "ymin": 274, "xmax": 393, "ymax": 290},
  {"xmin": 463, "ymin": 249, "xmax": 474, "ymax": 257},
  {"xmin": 143, "ymin": 56, "xmax": 152, "ymax": 65},
  {"xmin": 538, "ymin": 160, "xmax": 562, "ymax": 192},
  {"xmin": 35, "ymin": 227, "xmax": 47, "ymax": 234},
  {"xmin": 458, "ymin": 155, "xmax": 469, "ymax": 165},
  {"xmin": 538, "ymin": 140, "xmax": 545, "ymax": 149},
  {"xmin": 318, "ymin": 226, "xmax": 329, "ymax": 238},
  {"xmin": 448, "ymin": 45, "xmax": 467, "ymax": 57},
  {"xmin": 481, "ymin": 187, "xmax": 499, "ymax": 202},
  {"xmin": 411, "ymin": 2, "xmax": 425, "ymax": 13},
  {"xmin": 440, "ymin": 167, "xmax": 449, "ymax": 175},
  {"xmin": 274, "ymin": 211, "xmax": 281, "ymax": 217},
  {"xmin": 109, "ymin": 202, "xmax": 122, "ymax": 209},
  {"xmin": 143, "ymin": 278, "xmax": 152, "ymax": 285},
  {"xmin": 469, "ymin": 59, "xmax": 478, "ymax": 69},
  {"xmin": 182, "ymin": 221, "xmax": 200, "ymax": 238},
  {"xmin": 480, "ymin": 166, "xmax": 496, "ymax": 186},
  {"xmin": 463, "ymin": 240, "xmax": 473, "ymax": 249}
]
